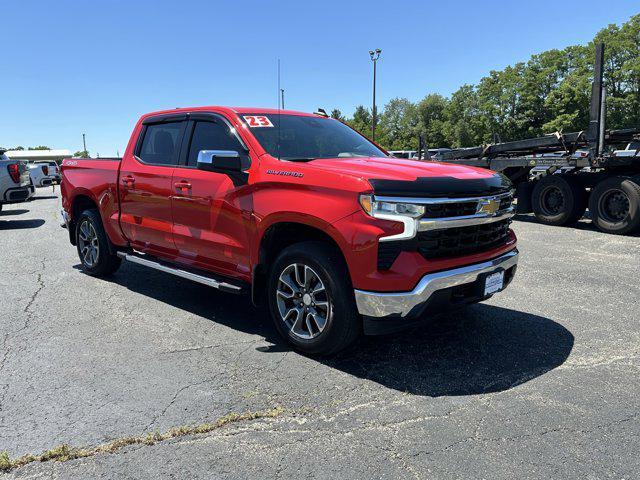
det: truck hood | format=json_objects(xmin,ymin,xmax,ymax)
[{"xmin": 307, "ymin": 156, "xmax": 512, "ymax": 198}]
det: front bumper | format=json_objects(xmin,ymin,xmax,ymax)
[{"xmin": 354, "ymin": 249, "xmax": 518, "ymax": 322}]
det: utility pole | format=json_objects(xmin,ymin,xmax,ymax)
[
  {"xmin": 82, "ymin": 133, "xmax": 87, "ymax": 155},
  {"xmin": 369, "ymin": 49, "xmax": 382, "ymax": 142},
  {"xmin": 281, "ymin": 89, "xmax": 285, "ymax": 110}
]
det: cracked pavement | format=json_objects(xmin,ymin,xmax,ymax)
[{"xmin": 1, "ymin": 191, "xmax": 639, "ymax": 479}]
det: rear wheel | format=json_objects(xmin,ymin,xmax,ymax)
[
  {"xmin": 589, "ymin": 176, "xmax": 640, "ymax": 235},
  {"xmin": 267, "ymin": 241, "xmax": 360, "ymax": 356},
  {"xmin": 532, "ymin": 175, "xmax": 586, "ymax": 226},
  {"xmin": 76, "ymin": 209, "xmax": 121, "ymax": 276}
]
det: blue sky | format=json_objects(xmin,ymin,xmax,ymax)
[{"xmin": 1, "ymin": 0, "xmax": 638, "ymax": 156}]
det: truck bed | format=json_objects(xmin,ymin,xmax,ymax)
[{"xmin": 60, "ymin": 157, "xmax": 124, "ymax": 246}]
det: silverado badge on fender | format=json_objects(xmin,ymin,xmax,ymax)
[{"xmin": 266, "ymin": 169, "xmax": 304, "ymax": 178}]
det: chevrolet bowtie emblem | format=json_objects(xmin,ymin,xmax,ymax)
[{"xmin": 477, "ymin": 198, "xmax": 500, "ymax": 215}]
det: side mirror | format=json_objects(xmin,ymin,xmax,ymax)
[{"xmin": 197, "ymin": 150, "xmax": 246, "ymax": 172}]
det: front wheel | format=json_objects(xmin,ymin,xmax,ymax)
[
  {"xmin": 267, "ymin": 241, "xmax": 360, "ymax": 356},
  {"xmin": 75, "ymin": 209, "xmax": 121, "ymax": 276}
]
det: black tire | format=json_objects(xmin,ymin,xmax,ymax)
[
  {"xmin": 532, "ymin": 175, "xmax": 586, "ymax": 226},
  {"xmin": 267, "ymin": 241, "xmax": 360, "ymax": 356},
  {"xmin": 75, "ymin": 209, "xmax": 121, "ymax": 276},
  {"xmin": 589, "ymin": 176, "xmax": 640, "ymax": 235}
]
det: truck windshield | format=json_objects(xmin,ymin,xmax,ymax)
[{"xmin": 240, "ymin": 114, "xmax": 386, "ymax": 161}]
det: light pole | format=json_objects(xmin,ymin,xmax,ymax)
[{"xmin": 369, "ymin": 48, "xmax": 382, "ymax": 142}]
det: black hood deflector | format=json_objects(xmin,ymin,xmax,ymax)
[{"xmin": 369, "ymin": 173, "xmax": 512, "ymax": 198}]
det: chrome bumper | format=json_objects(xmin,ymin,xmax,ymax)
[{"xmin": 354, "ymin": 249, "xmax": 519, "ymax": 319}]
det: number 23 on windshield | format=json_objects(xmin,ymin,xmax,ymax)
[{"xmin": 244, "ymin": 116, "xmax": 273, "ymax": 127}]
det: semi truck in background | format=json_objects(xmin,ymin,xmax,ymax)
[{"xmin": 421, "ymin": 44, "xmax": 640, "ymax": 235}]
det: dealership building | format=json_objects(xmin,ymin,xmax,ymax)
[{"xmin": 4, "ymin": 149, "xmax": 71, "ymax": 165}]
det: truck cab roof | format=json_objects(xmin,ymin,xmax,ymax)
[{"xmin": 141, "ymin": 106, "xmax": 320, "ymax": 120}]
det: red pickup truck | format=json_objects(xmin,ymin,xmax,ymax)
[{"xmin": 61, "ymin": 107, "xmax": 518, "ymax": 355}]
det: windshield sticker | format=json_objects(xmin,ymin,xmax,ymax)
[{"xmin": 244, "ymin": 115, "xmax": 273, "ymax": 127}]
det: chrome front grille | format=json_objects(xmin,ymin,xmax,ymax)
[
  {"xmin": 375, "ymin": 191, "xmax": 515, "ymax": 270},
  {"xmin": 417, "ymin": 191, "xmax": 515, "ymax": 232}
]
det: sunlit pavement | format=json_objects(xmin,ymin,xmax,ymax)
[{"xmin": 1, "ymin": 191, "xmax": 638, "ymax": 479}]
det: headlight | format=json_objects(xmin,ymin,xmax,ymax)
[
  {"xmin": 359, "ymin": 194, "xmax": 425, "ymax": 218},
  {"xmin": 359, "ymin": 194, "xmax": 425, "ymax": 242}
]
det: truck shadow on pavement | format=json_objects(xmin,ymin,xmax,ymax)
[
  {"xmin": 327, "ymin": 304, "xmax": 574, "ymax": 396},
  {"xmin": 101, "ymin": 262, "xmax": 574, "ymax": 397},
  {"xmin": 30, "ymin": 195, "xmax": 59, "ymax": 201},
  {"xmin": 0, "ymin": 208, "xmax": 29, "ymax": 215},
  {"xmin": 0, "ymin": 218, "xmax": 45, "ymax": 229}
]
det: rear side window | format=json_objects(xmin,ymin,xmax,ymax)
[
  {"xmin": 186, "ymin": 121, "xmax": 243, "ymax": 167},
  {"xmin": 138, "ymin": 122, "xmax": 184, "ymax": 165}
]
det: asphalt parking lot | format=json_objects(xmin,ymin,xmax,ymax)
[{"xmin": 1, "ymin": 190, "xmax": 639, "ymax": 479}]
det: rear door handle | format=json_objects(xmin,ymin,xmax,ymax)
[{"xmin": 174, "ymin": 181, "xmax": 192, "ymax": 190}]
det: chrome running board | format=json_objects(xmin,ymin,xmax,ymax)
[{"xmin": 117, "ymin": 251, "xmax": 244, "ymax": 294}]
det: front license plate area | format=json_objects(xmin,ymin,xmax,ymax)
[{"xmin": 483, "ymin": 270, "xmax": 504, "ymax": 296}]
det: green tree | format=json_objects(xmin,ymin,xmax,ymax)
[
  {"xmin": 442, "ymin": 85, "xmax": 485, "ymax": 147},
  {"xmin": 330, "ymin": 109, "xmax": 345, "ymax": 121},
  {"xmin": 378, "ymin": 98, "xmax": 419, "ymax": 150},
  {"xmin": 340, "ymin": 14, "xmax": 640, "ymax": 151},
  {"xmin": 73, "ymin": 150, "xmax": 90, "ymax": 158},
  {"xmin": 347, "ymin": 105, "xmax": 372, "ymax": 137},
  {"xmin": 416, "ymin": 94, "xmax": 449, "ymax": 148},
  {"xmin": 28, "ymin": 146, "xmax": 51, "ymax": 150}
]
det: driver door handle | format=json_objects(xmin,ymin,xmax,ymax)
[
  {"xmin": 121, "ymin": 175, "xmax": 135, "ymax": 186},
  {"xmin": 174, "ymin": 181, "xmax": 192, "ymax": 190}
]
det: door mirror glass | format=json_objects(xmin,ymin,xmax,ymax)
[{"xmin": 197, "ymin": 150, "xmax": 243, "ymax": 172}]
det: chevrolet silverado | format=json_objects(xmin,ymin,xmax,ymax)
[{"xmin": 61, "ymin": 107, "xmax": 519, "ymax": 355}]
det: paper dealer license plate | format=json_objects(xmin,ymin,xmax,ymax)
[{"xmin": 484, "ymin": 270, "xmax": 504, "ymax": 296}]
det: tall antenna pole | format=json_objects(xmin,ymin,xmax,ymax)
[
  {"xmin": 281, "ymin": 89, "xmax": 285, "ymax": 110},
  {"xmin": 277, "ymin": 59, "xmax": 281, "ymax": 109},
  {"xmin": 369, "ymin": 49, "xmax": 382, "ymax": 142},
  {"xmin": 277, "ymin": 58, "xmax": 281, "ymax": 160}
]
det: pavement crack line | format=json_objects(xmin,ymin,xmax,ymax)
[
  {"xmin": 0, "ymin": 261, "xmax": 46, "ymax": 412},
  {"xmin": 143, "ymin": 373, "xmax": 229, "ymax": 433},
  {"xmin": 0, "ymin": 406, "xmax": 290, "ymax": 474},
  {"xmin": 19, "ymin": 260, "xmax": 47, "ymax": 334},
  {"xmin": 418, "ymin": 411, "xmax": 640, "ymax": 458},
  {"xmin": 161, "ymin": 339, "xmax": 255, "ymax": 355}
]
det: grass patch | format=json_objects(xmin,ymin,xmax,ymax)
[{"xmin": 0, "ymin": 406, "xmax": 286, "ymax": 473}]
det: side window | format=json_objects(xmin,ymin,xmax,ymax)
[
  {"xmin": 138, "ymin": 122, "xmax": 184, "ymax": 165},
  {"xmin": 186, "ymin": 120, "xmax": 243, "ymax": 167}
]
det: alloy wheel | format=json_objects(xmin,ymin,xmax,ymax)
[
  {"xmin": 276, "ymin": 263, "xmax": 331, "ymax": 340},
  {"xmin": 78, "ymin": 220, "xmax": 100, "ymax": 268}
]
